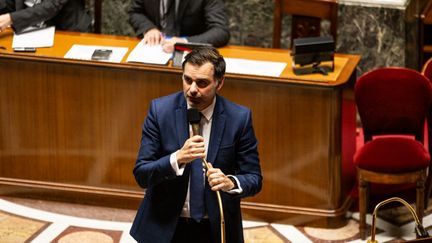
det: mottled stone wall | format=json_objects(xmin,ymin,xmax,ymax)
[
  {"xmin": 100, "ymin": 0, "xmax": 135, "ymax": 36},
  {"xmin": 97, "ymin": 0, "xmax": 427, "ymax": 74},
  {"xmin": 337, "ymin": 0, "xmax": 426, "ymax": 73},
  {"xmin": 337, "ymin": 5, "xmax": 407, "ymax": 74}
]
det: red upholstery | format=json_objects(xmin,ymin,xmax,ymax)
[
  {"xmin": 354, "ymin": 137, "xmax": 430, "ymax": 173},
  {"xmin": 354, "ymin": 67, "xmax": 432, "ymax": 240},
  {"xmin": 355, "ymin": 68, "xmax": 431, "ymax": 141}
]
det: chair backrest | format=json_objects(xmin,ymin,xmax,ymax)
[
  {"xmin": 355, "ymin": 67, "xmax": 432, "ymax": 142},
  {"xmin": 272, "ymin": 0, "xmax": 338, "ymax": 48},
  {"xmin": 422, "ymin": 57, "xmax": 432, "ymax": 81}
]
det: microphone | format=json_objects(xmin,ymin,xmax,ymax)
[
  {"xmin": 186, "ymin": 108, "xmax": 207, "ymax": 170},
  {"xmin": 187, "ymin": 108, "xmax": 201, "ymax": 136}
]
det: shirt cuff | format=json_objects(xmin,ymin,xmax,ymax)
[
  {"xmin": 170, "ymin": 151, "xmax": 185, "ymax": 176},
  {"xmin": 226, "ymin": 175, "xmax": 243, "ymax": 194}
]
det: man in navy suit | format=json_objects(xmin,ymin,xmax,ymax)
[
  {"xmin": 130, "ymin": 46, "xmax": 262, "ymax": 243},
  {"xmin": 128, "ymin": 0, "xmax": 230, "ymax": 53}
]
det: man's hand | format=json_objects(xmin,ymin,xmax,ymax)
[
  {"xmin": 206, "ymin": 163, "xmax": 235, "ymax": 192},
  {"xmin": 161, "ymin": 37, "xmax": 187, "ymax": 53},
  {"xmin": 176, "ymin": 135, "xmax": 206, "ymax": 165},
  {"xmin": 0, "ymin": 13, "xmax": 12, "ymax": 32},
  {"xmin": 143, "ymin": 28, "xmax": 164, "ymax": 46}
]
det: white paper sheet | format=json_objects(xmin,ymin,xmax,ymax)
[
  {"xmin": 225, "ymin": 58, "xmax": 287, "ymax": 77},
  {"xmin": 126, "ymin": 40, "xmax": 172, "ymax": 65},
  {"xmin": 64, "ymin": 44, "xmax": 129, "ymax": 63},
  {"xmin": 12, "ymin": 26, "xmax": 55, "ymax": 48}
]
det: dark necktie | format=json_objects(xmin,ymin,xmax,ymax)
[
  {"xmin": 189, "ymin": 114, "xmax": 205, "ymax": 222},
  {"xmin": 160, "ymin": 0, "xmax": 177, "ymax": 36}
]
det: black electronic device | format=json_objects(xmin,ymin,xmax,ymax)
[
  {"xmin": 13, "ymin": 47, "xmax": 36, "ymax": 53},
  {"xmin": 291, "ymin": 36, "xmax": 335, "ymax": 75},
  {"xmin": 91, "ymin": 49, "xmax": 112, "ymax": 61},
  {"xmin": 172, "ymin": 42, "xmax": 212, "ymax": 67}
]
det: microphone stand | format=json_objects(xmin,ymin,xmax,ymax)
[
  {"xmin": 202, "ymin": 157, "xmax": 226, "ymax": 243},
  {"xmin": 368, "ymin": 197, "xmax": 429, "ymax": 243},
  {"xmin": 188, "ymin": 108, "xmax": 225, "ymax": 243}
]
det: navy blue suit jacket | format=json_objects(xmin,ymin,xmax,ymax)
[{"xmin": 130, "ymin": 92, "xmax": 262, "ymax": 243}]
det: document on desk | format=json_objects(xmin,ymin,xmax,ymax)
[
  {"xmin": 64, "ymin": 44, "xmax": 129, "ymax": 63},
  {"xmin": 126, "ymin": 40, "xmax": 172, "ymax": 65},
  {"xmin": 12, "ymin": 26, "xmax": 55, "ymax": 48},
  {"xmin": 225, "ymin": 58, "xmax": 287, "ymax": 77}
]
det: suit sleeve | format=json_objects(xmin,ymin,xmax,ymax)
[
  {"xmin": 231, "ymin": 109, "xmax": 262, "ymax": 198},
  {"xmin": 10, "ymin": 0, "xmax": 69, "ymax": 33},
  {"xmin": 133, "ymin": 100, "xmax": 177, "ymax": 189},
  {"xmin": 128, "ymin": 0, "xmax": 158, "ymax": 37},
  {"xmin": 186, "ymin": 0, "xmax": 230, "ymax": 47}
]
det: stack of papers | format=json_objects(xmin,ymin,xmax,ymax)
[
  {"xmin": 64, "ymin": 44, "xmax": 129, "ymax": 63},
  {"xmin": 126, "ymin": 40, "xmax": 172, "ymax": 65},
  {"xmin": 12, "ymin": 26, "xmax": 55, "ymax": 48},
  {"xmin": 225, "ymin": 58, "xmax": 287, "ymax": 77}
]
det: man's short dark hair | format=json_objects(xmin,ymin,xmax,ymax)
[{"xmin": 182, "ymin": 46, "xmax": 226, "ymax": 82}]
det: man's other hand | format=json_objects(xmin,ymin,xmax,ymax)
[{"xmin": 207, "ymin": 163, "xmax": 235, "ymax": 192}]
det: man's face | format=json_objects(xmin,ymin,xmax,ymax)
[{"xmin": 182, "ymin": 62, "xmax": 224, "ymax": 111}]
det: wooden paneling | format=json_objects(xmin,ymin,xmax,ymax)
[{"xmin": 0, "ymin": 30, "xmax": 360, "ymax": 226}]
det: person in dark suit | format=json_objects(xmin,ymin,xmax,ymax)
[
  {"xmin": 128, "ymin": 0, "xmax": 230, "ymax": 53},
  {"xmin": 0, "ymin": 0, "xmax": 91, "ymax": 33},
  {"xmin": 130, "ymin": 46, "xmax": 262, "ymax": 243}
]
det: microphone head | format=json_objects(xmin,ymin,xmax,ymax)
[{"xmin": 187, "ymin": 108, "xmax": 201, "ymax": 124}]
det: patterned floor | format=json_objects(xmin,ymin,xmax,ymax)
[{"xmin": 0, "ymin": 197, "xmax": 431, "ymax": 242}]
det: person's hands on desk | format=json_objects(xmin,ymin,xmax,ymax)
[
  {"xmin": 143, "ymin": 28, "xmax": 164, "ymax": 46},
  {"xmin": 142, "ymin": 28, "xmax": 187, "ymax": 53},
  {"xmin": 161, "ymin": 37, "xmax": 186, "ymax": 53},
  {"xmin": 0, "ymin": 13, "xmax": 12, "ymax": 32}
]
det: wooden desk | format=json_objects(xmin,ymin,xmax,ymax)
[{"xmin": 0, "ymin": 30, "xmax": 360, "ymax": 226}]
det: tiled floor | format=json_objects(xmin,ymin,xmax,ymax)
[{"xmin": 1, "ymin": 196, "xmax": 432, "ymax": 242}]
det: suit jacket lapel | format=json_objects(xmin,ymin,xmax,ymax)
[
  {"xmin": 175, "ymin": 96, "xmax": 189, "ymax": 150},
  {"xmin": 175, "ymin": 96, "xmax": 193, "ymax": 175},
  {"xmin": 207, "ymin": 96, "xmax": 225, "ymax": 164}
]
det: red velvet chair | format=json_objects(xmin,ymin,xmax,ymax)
[{"xmin": 354, "ymin": 67, "xmax": 432, "ymax": 240}]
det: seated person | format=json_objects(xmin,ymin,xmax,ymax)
[
  {"xmin": 128, "ymin": 0, "xmax": 230, "ymax": 53},
  {"xmin": 0, "ymin": 0, "xmax": 92, "ymax": 34}
]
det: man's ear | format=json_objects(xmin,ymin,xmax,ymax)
[{"xmin": 216, "ymin": 77, "xmax": 225, "ymax": 91}]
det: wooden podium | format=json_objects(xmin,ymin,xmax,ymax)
[{"xmin": 0, "ymin": 30, "xmax": 360, "ymax": 227}]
